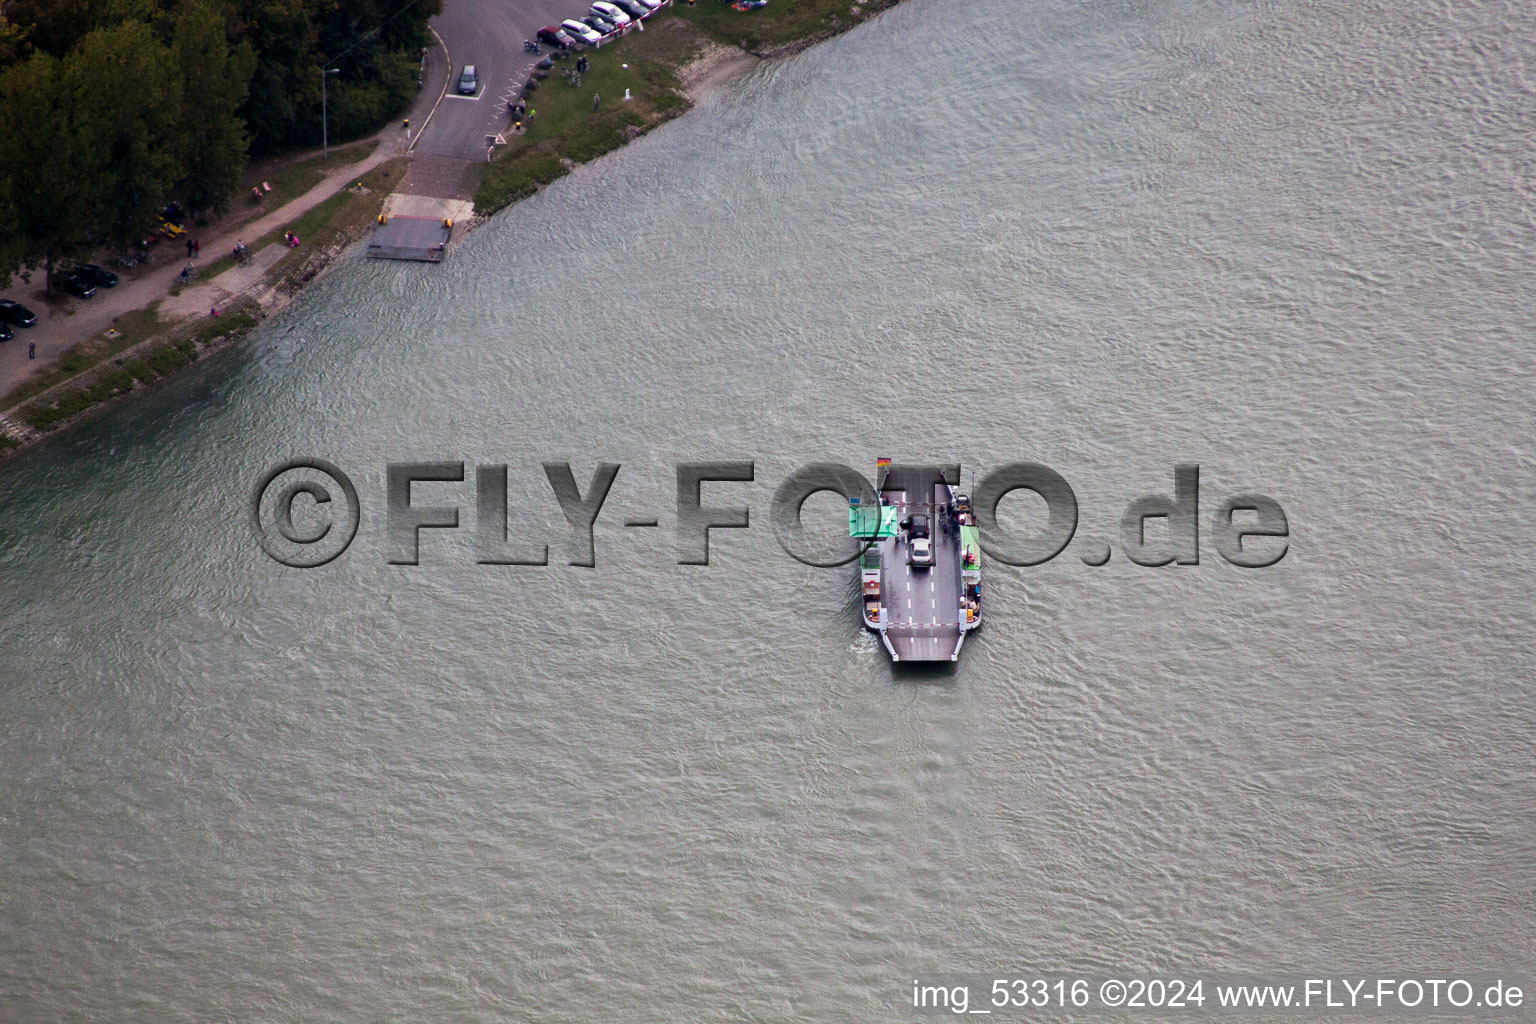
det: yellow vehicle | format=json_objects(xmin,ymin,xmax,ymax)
[{"xmin": 158, "ymin": 220, "xmax": 187, "ymax": 239}]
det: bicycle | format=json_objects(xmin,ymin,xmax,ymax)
[
  {"xmin": 564, "ymin": 68, "xmax": 582, "ymax": 87},
  {"xmin": 176, "ymin": 262, "xmax": 199, "ymax": 285},
  {"xmin": 523, "ymin": 39, "xmax": 540, "ymax": 53}
]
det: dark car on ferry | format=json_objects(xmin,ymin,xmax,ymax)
[
  {"xmin": 0, "ymin": 298, "xmax": 37, "ymax": 327},
  {"xmin": 55, "ymin": 271, "xmax": 96, "ymax": 299},
  {"xmin": 537, "ymin": 25, "xmax": 575, "ymax": 48},
  {"xmin": 72, "ymin": 263, "xmax": 118, "ymax": 289}
]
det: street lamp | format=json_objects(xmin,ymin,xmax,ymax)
[{"xmin": 321, "ymin": 67, "xmax": 341, "ymax": 159}]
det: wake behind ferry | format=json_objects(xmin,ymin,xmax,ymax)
[{"xmin": 851, "ymin": 460, "xmax": 982, "ymax": 662}]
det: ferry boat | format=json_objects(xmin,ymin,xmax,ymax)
[{"xmin": 851, "ymin": 459, "xmax": 981, "ymax": 662}]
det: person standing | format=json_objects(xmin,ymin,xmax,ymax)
[
  {"xmin": 593, "ymin": 92, "xmax": 600, "ymax": 110},
  {"xmin": 186, "ymin": 237, "xmax": 194, "ymax": 259},
  {"xmin": 193, "ymin": 238, "xmax": 200, "ymax": 258},
  {"xmin": 28, "ymin": 341, "xmax": 35, "ymax": 359}
]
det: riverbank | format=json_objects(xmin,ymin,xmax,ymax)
[
  {"xmin": 678, "ymin": 41, "xmax": 760, "ymax": 102},
  {"xmin": 0, "ymin": 0, "xmax": 902, "ymax": 463},
  {"xmin": 473, "ymin": 0, "xmax": 900, "ymax": 216}
]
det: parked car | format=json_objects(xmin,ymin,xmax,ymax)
[
  {"xmin": 72, "ymin": 264, "xmax": 118, "ymax": 288},
  {"xmin": 608, "ymin": 0, "xmax": 653, "ymax": 19},
  {"xmin": 537, "ymin": 25, "xmax": 575, "ymax": 48},
  {"xmin": 457, "ymin": 64, "xmax": 478, "ymax": 94},
  {"xmin": 628, "ymin": 0, "xmax": 663, "ymax": 10},
  {"xmin": 582, "ymin": 14, "xmax": 618, "ymax": 35},
  {"xmin": 909, "ymin": 536, "xmax": 933, "ymax": 569},
  {"xmin": 0, "ymin": 320, "xmax": 12, "ymax": 341},
  {"xmin": 55, "ymin": 272, "xmax": 97, "ymax": 299},
  {"xmin": 591, "ymin": 2, "xmax": 633, "ymax": 27},
  {"xmin": 902, "ymin": 513, "xmax": 930, "ymax": 539},
  {"xmin": 0, "ymin": 299, "xmax": 37, "ymax": 327},
  {"xmin": 561, "ymin": 19, "xmax": 603, "ymax": 45}
]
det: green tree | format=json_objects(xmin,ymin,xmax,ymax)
[
  {"xmin": 226, "ymin": 0, "xmax": 439, "ymax": 152},
  {"xmin": 63, "ymin": 22, "xmax": 183, "ymax": 249},
  {"xmin": 3, "ymin": 0, "xmax": 170, "ymax": 57},
  {"xmin": 0, "ymin": 14, "xmax": 30, "ymax": 68},
  {"xmin": 0, "ymin": 53, "xmax": 97, "ymax": 290},
  {"xmin": 172, "ymin": 2, "xmax": 257, "ymax": 215},
  {"xmin": 0, "ymin": 0, "xmax": 104, "ymax": 58},
  {"xmin": 227, "ymin": 0, "xmax": 316, "ymax": 152}
]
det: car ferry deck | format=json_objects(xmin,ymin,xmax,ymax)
[{"xmin": 853, "ymin": 462, "xmax": 982, "ymax": 662}]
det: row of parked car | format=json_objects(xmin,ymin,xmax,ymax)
[
  {"xmin": 0, "ymin": 298, "xmax": 35, "ymax": 342},
  {"xmin": 537, "ymin": 0, "xmax": 667, "ymax": 50},
  {"xmin": 0, "ymin": 264, "xmax": 118, "ymax": 340},
  {"xmin": 55, "ymin": 264, "xmax": 118, "ymax": 299}
]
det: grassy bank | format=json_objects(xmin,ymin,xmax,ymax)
[
  {"xmin": 261, "ymin": 158, "xmax": 409, "ymax": 288},
  {"xmin": 675, "ymin": 0, "xmax": 899, "ymax": 54},
  {"xmin": 249, "ymin": 139, "xmax": 381, "ymax": 213},
  {"xmin": 15, "ymin": 304, "xmax": 260, "ymax": 432},
  {"xmin": 475, "ymin": 17, "xmax": 700, "ymax": 215},
  {"xmin": 1, "ymin": 308, "xmax": 168, "ymax": 410},
  {"xmin": 475, "ymin": 0, "xmax": 900, "ymax": 216},
  {"xmin": 176, "ymin": 140, "xmax": 387, "ymax": 287}
]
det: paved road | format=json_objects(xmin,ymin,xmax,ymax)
[{"xmin": 417, "ymin": 0, "xmax": 592, "ymax": 164}]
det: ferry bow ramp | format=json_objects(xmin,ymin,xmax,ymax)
[
  {"xmin": 851, "ymin": 461, "xmax": 982, "ymax": 662},
  {"xmin": 367, "ymin": 214, "xmax": 452, "ymax": 262},
  {"xmin": 367, "ymin": 194, "xmax": 473, "ymax": 262}
]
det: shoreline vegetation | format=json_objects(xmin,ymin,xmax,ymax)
[{"xmin": 0, "ymin": 0, "xmax": 901, "ymax": 462}]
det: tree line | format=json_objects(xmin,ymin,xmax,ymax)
[{"xmin": 0, "ymin": 0, "xmax": 440, "ymax": 287}]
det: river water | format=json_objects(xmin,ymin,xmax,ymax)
[{"xmin": 2, "ymin": 0, "xmax": 1533, "ymax": 1019}]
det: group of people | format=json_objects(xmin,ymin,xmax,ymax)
[
  {"xmin": 228, "ymin": 231, "xmax": 297, "ymax": 264},
  {"xmin": 509, "ymin": 98, "xmax": 535, "ymax": 131}
]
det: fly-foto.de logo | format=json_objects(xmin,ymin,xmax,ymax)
[{"xmin": 251, "ymin": 459, "xmax": 1289, "ymax": 571}]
